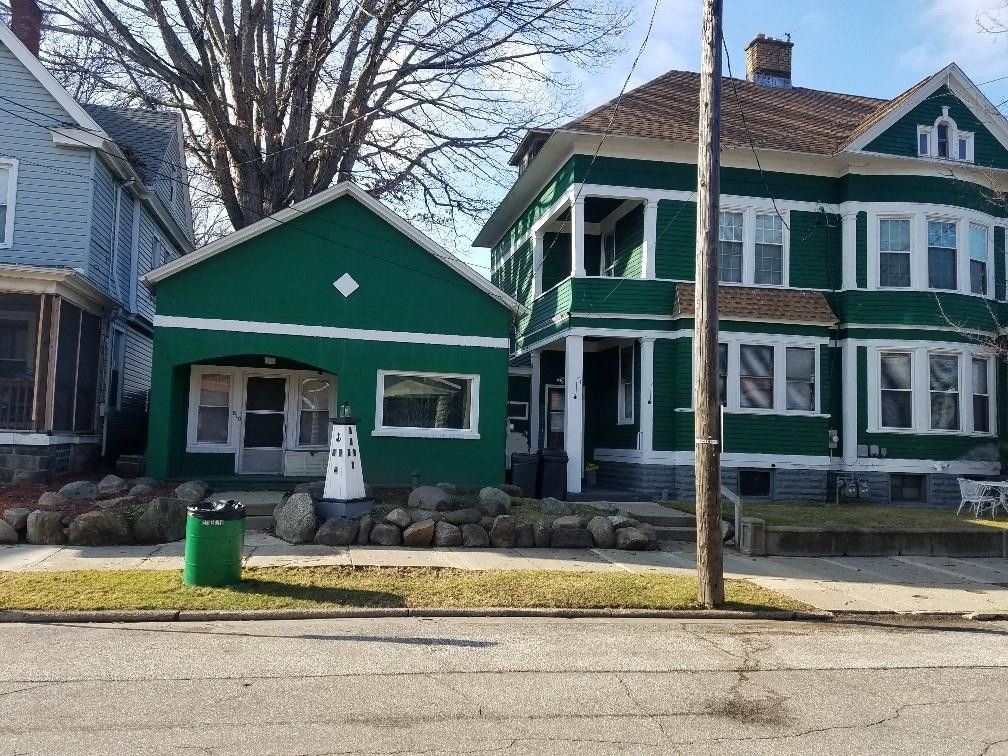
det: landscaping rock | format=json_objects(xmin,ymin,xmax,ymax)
[
  {"xmin": 461, "ymin": 523, "xmax": 490, "ymax": 547},
  {"xmin": 314, "ymin": 517, "xmax": 359, "ymax": 546},
  {"xmin": 37, "ymin": 491, "xmax": 71, "ymax": 512},
  {"xmin": 541, "ymin": 497, "xmax": 572, "ymax": 516},
  {"xmin": 3, "ymin": 507, "xmax": 30, "ymax": 531},
  {"xmin": 551, "ymin": 527, "xmax": 593, "ymax": 549},
  {"xmin": 637, "ymin": 522, "xmax": 659, "ymax": 550},
  {"xmin": 497, "ymin": 483, "xmax": 524, "ymax": 497},
  {"xmin": 615, "ymin": 527, "xmax": 650, "ymax": 550},
  {"xmin": 721, "ymin": 520, "xmax": 735, "ymax": 542},
  {"xmin": 403, "ymin": 519, "xmax": 436, "ymax": 547},
  {"xmin": 133, "ymin": 497, "xmax": 188, "ymax": 544},
  {"xmin": 57, "ymin": 480, "xmax": 98, "ymax": 501},
  {"xmin": 410, "ymin": 509, "xmax": 444, "ymax": 523},
  {"xmin": 478, "ymin": 487, "xmax": 511, "ymax": 517},
  {"xmin": 386, "ymin": 508, "xmax": 412, "ymax": 529},
  {"xmin": 128, "ymin": 483, "xmax": 155, "ymax": 499},
  {"xmin": 408, "ymin": 485, "xmax": 452, "ymax": 511},
  {"xmin": 272, "ymin": 492, "xmax": 318, "ymax": 544},
  {"xmin": 587, "ymin": 516, "xmax": 616, "ymax": 549},
  {"xmin": 489, "ymin": 515, "xmax": 516, "ymax": 548},
  {"xmin": 293, "ymin": 481, "xmax": 325, "ymax": 499},
  {"xmin": 532, "ymin": 521, "xmax": 552, "ymax": 548},
  {"xmin": 608, "ymin": 515, "xmax": 637, "ymax": 529},
  {"xmin": 369, "ymin": 522, "xmax": 402, "ymax": 546},
  {"xmin": 356, "ymin": 514, "xmax": 374, "ymax": 545},
  {"xmin": 0, "ymin": 520, "xmax": 17, "ymax": 544},
  {"xmin": 174, "ymin": 480, "xmax": 210, "ymax": 503},
  {"xmin": 67, "ymin": 510, "xmax": 132, "ymax": 546},
  {"xmin": 97, "ymin": 474, "xmax": 128, "ymax": 498},
  {"xmin": 514, "ymin": 522, "xmax": 535, "ymax": 548},
  {"xmin": 26, "ymin": 511, "xmax": 66, "ymax": 545},
  {"xmin": 131, "ymin": 476, "xmax": 159, "ymax": 489},
  {"xmin": 97, "ymin": 496, "xmax": 140, "ymax": 516},
  {"xmin": 479, "ymin": 516, "xmax": 496, "ymax": 531},
  {"xmin": 435, "ymin": 482, "xmax": 457, "ymax": 494},
  {"xmin": 443, "ymin": 507, "xmax": 483, "ymax": 526},
  {"xmin": 552, "ymin": 515, "xmax": 586, "ymax": 529},
  {"xmin": 433, "ymin": 521, "xmax": 463, "ymax": 547}
]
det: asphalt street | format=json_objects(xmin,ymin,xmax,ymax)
[{"xmin": 0, "ymin": 616, "xmax": 1005, "ymax": 755}]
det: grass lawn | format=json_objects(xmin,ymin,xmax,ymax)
[
  {"xmin": 664, "ymin": 500, "xmax": 1008, "ymax": 531},
  {"xmin": 0, "ymin": 566, "xmax": 807, "ymax": 613}
]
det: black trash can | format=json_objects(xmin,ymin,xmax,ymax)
[
  {"xmin": 510, "ymin": 452, "xmax": 539, "ymax": 499},
  {"xmin": 539, "ymin": 449, "xmax": 569, "ymax": 500}
]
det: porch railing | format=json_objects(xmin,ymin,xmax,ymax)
[{"xmin": 0, "ymin": 378, "xmax": 34, "ymax": 430}]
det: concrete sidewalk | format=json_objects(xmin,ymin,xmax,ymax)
[{"xmin": 1, "ymin": 533, "xmax": 1007, "ymax": 615}]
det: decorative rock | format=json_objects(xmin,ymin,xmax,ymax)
[
  {"xmin": 433, "ymin": 521, "xmax": 463, "ymax": 547},
  {"xmin": 479, "ymin": 516, "xmax": 496, "ymax": 531},
  {"xmin": 435, "ymin": 482, "xmax": 457, "ymax": 494},
  {"xmin": 37, "ymin": 491, "xmax": 71, "ymax": 512},
  {"xmin": 97, "ymin": 474, "xmax": 128, "ymax": 498},
  {"xmin": 721, "ymin": 520, "xmax": 735, "ymax": 542},
  {"xmin": 637, "ymin": 522, "xmax": 659, "ymax": 550},
  {"xmin": 551, "ymin": 527, "xmax": 594, "ymax": 549},
  {"xmin": 587, "ymin": 516, "xmax": 616, "ymax": 549},
  {"xmin": 272, "ymin": 492, "xmax": 318, "ymax": 544},
  {"xmin": 0, "ymin": 520, "xmax": 17, "ymax": 544},
  {"xmin": 128, "ymin": 483, "xmax": 155, "ymax": 499},
  {"xmin": 386, "ymin": 508, "xmax": 413, "ymax": 529},
  {"xmin": 410, "ymin": 509, "xmax": 444, "ymax": 523},
  {"xmin": 57, "ymin": 480, "xmax": 98, "ymax": 502},
  {"xmin": 497, "ymin": 483, "xmax": 523, "ymax": 497},
  {"xmin": 131, "ymin": 476, "xmax": 159, "ymax": 489},
  {"xmin": 293, "ymin": 481, "xmax": 325, "ymax": 499},
  {"xmin": 174, "ymin": 480, "xmax": 210, "ymax": 503},
  {"xmin": 133, "ymin": 497, "xmax": 188, "ymax": 544},
  {"xmin": 369, "ymin": 522, "xmax": 402, "ymax": 546},
  {"xmin": 408, "ymin": 485, "xmax": 452, "ymax": 511},
  {"xmin": 461, "ymin": 523, "xmax": 490, "ymax": 547},
  {"xmin": 552, "ymin": 515, "xmax": 586, "ymax": 529},
  {"xmin": 314, "ymin": 517, "xmax": 359, "ymax": 546},
  {"xmin": 541, "ymin": 497, "xmax": 572, "ymax": 516},
  {"xmin": 26, "ymin": 511, "xmax": 66, "ymax": 545},
  {"xmin": 608, "ymin": 515, "xmax": 638, "ymax": 529},
  {"xmin": 67, "ymin": 510, "xmax": 133, "ymax": 546},
  {"xmin": 402, "ymin": 519, "xmax": 436, "ymax": 547},
  {"xmin": 3, "ymin": 507, "xmax": 30, "ymax": 531},
  {"xmin": 478, "ymin": 487, "xmax": 511, "ymax": 517},
  {"xmin": 532, "ymin": 521, "xmax": 552, "ymax": 548},
  {"xmin": 514, "ymin": 522, "xmax": 535, "ymax": 548},
  {"xmin": 356, "ymin": 514, "xmax": 374, "ymax": 545},
  {"xmin": 615, "ymin": 527, "xmax": 650, "ymax": 550},
  {"xmin": 489, "ymin": 515, "xmax": 516, "ymax": 548},
  {"xmin": 443, "ymin": 507, "xmax": 483, "ymax": 526},
  {"xmin": 97, "ymin": 496, "xmax": 140, "ymax": 515}
]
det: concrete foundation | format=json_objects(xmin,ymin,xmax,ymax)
[{"xmin": 0, "ymin": 442, "xmax": 98, "ymax": 483}]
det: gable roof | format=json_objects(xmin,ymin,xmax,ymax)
[
  {"xmin": 143, "ymin": 182, "xmax": 524, "ymax": 314},
  {"xmin": 673, "ymin": 284, "xmax": 837, "ymax": 324},
  {"xmin": 84, "ymin": 104, "xmax": 181, "ymax": 184}
]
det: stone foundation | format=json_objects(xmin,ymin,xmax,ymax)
[{"xmin": 0, "ymin": 442, "xmax": 99, "ymax": 483}]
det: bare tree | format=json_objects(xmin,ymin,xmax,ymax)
[{"xmin": 35, "ymin": 0, "xmax": 629, "ymax": 236}]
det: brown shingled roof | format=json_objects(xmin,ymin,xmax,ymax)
[{"xmin": 673, "ymin": 284, "xmax": 837, "ymax": 324}]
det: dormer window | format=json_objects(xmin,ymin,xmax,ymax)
[
  {"xmin": 917, "ymin": 107, "xmax": 973, "ymax": 162},
  {"xmin": 936, "ymin": 123, "xmax": 949, "ymax": 158}
]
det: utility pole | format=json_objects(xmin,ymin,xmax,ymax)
[{"xmin": 693, "ymin": 0, "xmax": 725, "ymax": 607}]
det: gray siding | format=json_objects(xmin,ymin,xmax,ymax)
[
  {"xmin": 135, "ymin": 205, "xmax": 165, "ymax": 321},
  {"xmin": 152, "ymin": 135, "xmax": 194, "ymax": 244},
  {"xmin": 86, "ymin": 157, "xmax": 116, "ymax": 296},
  {"xmin": 113, "ymin": 186, "xmax": 134, "ymax": 305},
  {"xmin": 104, "ymin": 322, "xmax": 152, "ymax": 459}
]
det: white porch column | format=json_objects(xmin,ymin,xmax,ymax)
[
  {"xmin": 532, "ymin": 232, "xmax": 544, "ymax": 297},
  {"xmin": 529, "ymin": 350, "xmax": 542, "ymax": 452},
  {"xmin": 639, "ymin": 337, "xmax": 655, "ymax": 452},
  {"xmin": 571, "ymin": 198, "xmax": 586, "ymax": 278},
  {"xmin": 564, "ymin": 334, "xmax": 584, "ymax": 494},
  {"xmin": 841, "ymin": 212, "xmax": 858, "ymax": 290},
  {"xmin": 841, "ymin": 340, "xmax": 858, "ymax": 465},
  {"xmin": 641, "ymin": 199, "xmax": 658, "ymax": 279}
]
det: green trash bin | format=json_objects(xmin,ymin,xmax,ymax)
[{"xmin": 183, "ymin": 499, "xmax": 246, "ymax": 587}]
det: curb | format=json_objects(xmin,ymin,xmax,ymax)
[{"xmin": 0, "ymin": 607, "xmax": 834, "ymax": 624}]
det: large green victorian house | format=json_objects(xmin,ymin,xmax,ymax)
[{"xmin": 479, "ymin": 34, "xmax": 1008, "ymax": 504}]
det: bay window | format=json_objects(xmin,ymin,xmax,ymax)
[
  {"xmin": 718, "ymin": 211, "xmax": 743, "ymax": 283},
  {"xmin": 927, "ymin": 220, "xmax": 957, "ymax": 290},
  {"xmin": 879, "ymin": 218, "xmax": 911, "ymax": 288},
  {"xmin": 969, "ymin": 223, "xmax": 988, "ymax": 295},
  {"xmin": 880, "ymin": 352, "xmax": 913, "ymax": 429},
  {"xmin": 928, "ymin": 353, "xmax": 959, "ymax": 430},
  {"xmin": 739, "ymin": 345, "xmax": 774, "ymax": 409},
  {"xmin": 785, "ymin": 347, "xmax": 815, "ymax": 411},
  {"xmin": 972, "ymin": 357, "xmax": 990, "ymax": 433}
]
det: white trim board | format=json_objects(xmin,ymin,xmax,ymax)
[
  {"xmin": 154, "ymin": 314, "xmax": 510, "ymax": 349},
  {"xmin": 0, "ymin": 432, "xmax": 99, "ymax": 446}
]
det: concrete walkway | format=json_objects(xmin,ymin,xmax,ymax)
[{"xmin": 2, "ymin": 532, "xmax": 1007, "ymax": 615}]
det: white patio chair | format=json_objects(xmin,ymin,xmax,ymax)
[{"xmin": 956, "ymin": 478, "xmax": 1000, "ymax": 518}]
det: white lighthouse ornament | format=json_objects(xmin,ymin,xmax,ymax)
[{"xmin": 316, "ymin": 402, "xmax": 373, "ymax": 519}]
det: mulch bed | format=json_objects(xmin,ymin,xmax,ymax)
[{"xmin": 0, "ymin": 473, "xmax": 176, "ymax": 517}]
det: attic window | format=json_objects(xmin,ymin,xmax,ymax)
[{"xmin": 917, "ymin": 108, "xmax": 973, "ymax": 163}]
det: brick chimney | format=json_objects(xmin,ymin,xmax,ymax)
[
  {"xmin": 11, "ymin": 0, "xmax": 42, "ymax": 57},
  {"xmin": 745, "ymin": 33, "xmax": 793, "ymax": 89}
]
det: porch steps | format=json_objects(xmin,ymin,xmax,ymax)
[{"xmin": 613, "ymin": 502, "xmax": 697, "ymax": 542}]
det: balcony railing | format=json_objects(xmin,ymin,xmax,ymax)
[{"xmin": 0, "ymin": 378, "xmax": 34, "ymax": 430}]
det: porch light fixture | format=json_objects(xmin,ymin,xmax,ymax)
[{"xmin": 339, "ymin": 401, "xmax": 352, "ymax": 418}]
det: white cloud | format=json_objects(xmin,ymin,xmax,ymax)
[{"xmin": 901, "ymin": 0, "xmax": 1008, "ymax": 83}]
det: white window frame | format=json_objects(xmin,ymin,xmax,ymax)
[
  {"xmin": 877, "ymin": 216, "xmax": 913, "ymax": 289},
  {"xmin": 971, "ymin": 356, "xmax": 994, "ymax": 434},
  {"xmin": 968, "ymin": 222, "xmax": 989, "ymax": 296},
  {"xmin": 294, "ymin": 375, "xmax": 336, "ymax": 450},
  {"xmin": 927, "ymin": 351, "xmax": 960, "ymax": 431},
  {"xmin": 0, "ymin": 158, "xmax": 19, "ymax": 249},
  {"xmin": 373, "ymin": 369, "xmax": 480, "ymax": 440},
  {"xmin": 717, "ymin": 205, "xmax": 790, "ymax": 287},
  {"xmin": 186, "ymin": 366, "xmax": 236, "ymax": 453},
  {"xmin": 507, "ymin": 400, "xmax": 529, "ymax": 421},
  {"xmin": 617, "ymin": 343, "xmax": 635, "ymax": 425},
  {"xmin": 600, "ymin": 230, "xmax": 617, "ymax": 277},
  {"xmin": 926, "ymin": 216, "xmax": 958, "ymax": 292},
  {"xmin": 878, "ymin": 350, "xmax": 915, "ymax": 431},
  {"xmin": 916, "ymin": 109, "xmax": 974, "ymax": 163}
]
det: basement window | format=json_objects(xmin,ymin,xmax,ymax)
[
  {"xmin": 738, "ymin": 469, "xmax": 772, "ymax": 498},
  {"xmin": 890, "ymin": 473, "xmax": 926, "ymax": 503}
]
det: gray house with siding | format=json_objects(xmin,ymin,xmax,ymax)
[{"xmin": 0, "ymin": 14, "xmax": 194, "ymax": 482}]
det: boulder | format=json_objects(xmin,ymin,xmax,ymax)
[
  {"xmin": 435, "ymin": 482, "xmax": 457, "ymax": 494},
  {"xmin": 478, "ymin": 486, "xmax": 511, "ymax": 517},
  {"xmin": 37, "ymin": 491, "xmax": 71, "ymax": 512},
  {"xmin": 385, "ymin": 508, "xmax": 412, "ymax": 529},
  {"xmin": 96, "ymin": 474, "xmax": 128, "ymax": 498},
  {"xmin": 550, "ymin": 527, "xmax": 593, "ymax": 549},
  {"xmin": 443, "ymin": 508, "xmax": 483, "ymax": 526},
  {"xmin": 67, "ymin": 511, "xmax": 133, "ymax": 546},
  {"xmin": 0, "ymin": 520, "xmax": 17, "ymax": 544},
  {"xmin": 721, "ymin": 520, "xmax": 735, "ymax": 542},
  {"xmin": 293, "ymin": 480, "xmax": 325, "ymax": 499},
  {"xmin": 57, "ymin": 480, "xmax": 98, "ymax": 502},
  {"xmin": 587, "ymin": 516, "xmax": 616, "ymax": 549},
  {"xmin": 131, "ymin": 476, "xmax": 159, "ymax": 489},
  {"xmin": 514, "ymin": 522, "xmax": 535, "ymax": 548},
  {"xmin": 532, "ymin": 521, "xmax": 552, "ymax": 548},
  {"xmin": 497, "ymin": 483, "xmax": 524, "ymax": 497},
  {"xmin": 97, "ymin": 496, "xmax": 140, "ymax": 516},
  {"xmin": 3, "ymin": 507, "xmax": 30, "ymax": 531},
  {"xmin": 133, "ymin": 497, "xmax": 188, "ymax": 544},
  {"xmin": 273, "ymin": 492, "xmax": 318, "ymax": 544},
  {"xmin": 369, "ymin": 522, "xmax": 402, "ymax": 546},
  {"xmin": 541, "ymin": 497, "xmax": 572, "ymax": 516},
  {"xmin": 402, "ymin": 519, "xmax": 436, "ymax": 547},
  {"xmin": 357, "ymin": 514, "xmax": 374, "ymax": 545},
  {"xmin": 26, "ymin": 511, "xmax": 66, "ymax": 545},
  {"xmin": 174, "ymin": 480, "xmax": 210, "ymax": 503},
  {"xmin": 637, "ymin": 522, "xmax": 659, "ymax": 550},
  {"xmin": 615, "ymin": 527, "xmax": 650, "ymax": 550},
  {"xmin": 479, "ymin": 516, "xmax": 496, "ymax": 531},
  {"xmin": 461, "ymin": 523, "xmax": 490, "ymax": 547},
  {"xmin": 608, "ymin": 515, "xmax": 638, "ymax": 529},
  {"xmin": 314, "ymin": 517, "xmax": 359, "ymax": 546},
  {"xmin": 410, "ymin": 509, "xmax": 444, "ymax": 523},
  {"xmin": 433, "ymin": 521, "xmax": 463, "ymax": 547},
  {"xmin": 489, "ymin": 515, "xmax": 516, "ymax": 548},
  {"xmin": 127, "ymin": 483, "xmax": 155, "ymax": 499},
  {"xmin": 408, "ymin": 485, "xmax": 452, "ymax": 511},
  {"xmin": 552, "ymin": 515, "xmax": 587, "ymax": 530}
]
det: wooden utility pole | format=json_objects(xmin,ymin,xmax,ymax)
[{"xmin": 693, "ymin": 0, "xmax": 725, "ymax": 607}]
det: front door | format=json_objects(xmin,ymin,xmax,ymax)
[{"xmin": 240, "ymin": 376, "xmax": 287, "ymax": 474}]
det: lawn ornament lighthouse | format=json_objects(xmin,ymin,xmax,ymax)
[{"xmin": 316, "ymin": 402, "xmax": 373, "ymax": 519}]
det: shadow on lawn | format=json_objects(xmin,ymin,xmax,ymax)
[{"xmin": 223, "ymin": 577, "xmax": 406, "ymax": 609}]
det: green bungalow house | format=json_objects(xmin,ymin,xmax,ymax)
[
  {"xmin": 479, "ymin": 34, "xmax": 1008, "ymax": 504},
  {"xmin": 142, "ymin": 183, "xmax": 521, "ymax": 486}
]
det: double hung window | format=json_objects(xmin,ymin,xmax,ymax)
[
  {"xmin": 880, "ymin": 352, "xmax": 913, "ymax": 429},
  {"xmin": 929, "ymin": 354, "xmax": 960, "ymax": 430},
  {"xmin": 739, "ymin": 345, "xmax": 774, "ymax": 409},
  {"xmin": 879, "ymin": 218, "xmax": 911, "ymax": 288},
  {"xmin": 927, "ymin": 220, "xmax": 957, "ymax": 290},
  {"xmin": 969, "ymin": 223, "xmax": 988, "ymax": 295},
  {"xmin": 718, "ymin": 211, "xmax": 743, "ymax": 283},
  {"xmin": 754, "ymin": 214, "xmax": 784, "ymax": 285}
]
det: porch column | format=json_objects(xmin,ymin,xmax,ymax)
[
  {"xmin": 841, "ymin": 212, "xmax": 858, "ymax": 290},
  {"xmin": 639, "ymin": 337, "xmax": 655, "ymax": 452},
  {"xmin": 532, "ymin": 231, "xmax": 544, "ymax": 297},
  {"xmin": 571, "ymin": 198, "xmax": 586, "ymax": 278},
  {"xmin": 641, "ymin": 199, "xmax": 658, "ymax": 279},
  {"xmin": 529, "ymin": 350, "xmax": 542, "ymax": 452},
  {"xmin": 564, "ymin": 334, "xmax": 584, "ymax": 494}
]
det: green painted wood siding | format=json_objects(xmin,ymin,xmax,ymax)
[
  {"xmin": 864, "ymin": 85, "xmax": 1008, "ymax": 170},
  {"xmin": 612, "ymin": 204, "xmax": 644, "ymax": 277},
  {"xmin": 541, "ymin": 232, "xmax": 571, "ymax": 292},
  {"xmin": 834, "ymin": 290, "xmax": 1001, "ymax": 331},
  {"xmin": 569, "ymin": 278, "xmax": 677, "ymax": 316},
  {"xmin": 652, "ymin": 338, "xmax": 691, "ymax": 451},
  {"xmin": 492, "ymin": 239, "xmax": 534, "ymax": 305},
  {"xmin": 996, "ymin": 226, "xmax": 1006, "ymax": 301},
  {"xmin": 655, "ymin": 199, "xmax": 696, "ymax": 280},
  {"xmin": 789, "ymin": 210, "xmax": 842, "ymax": 289},
  {"xmin": 520, "ymin": 279, "xmax": 573, "ymax": 342},
  {"xmin": 839, "ymin": 174, "xmax": 1008, "ymax": 217},
  {"xmin": 492, "ymin": 156, "xmax": 579, "ymax": 261},
  {"xmin": 855, "ymin": 211, "xmax": 867, "ymax": 288}
]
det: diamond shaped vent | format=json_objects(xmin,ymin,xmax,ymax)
[{"xmin": 333, "ymin": 273, "xmax": 359, "ymax": 298}]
